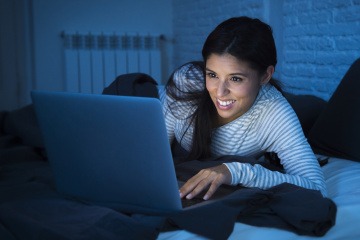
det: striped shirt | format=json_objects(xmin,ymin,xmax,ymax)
[{"xmin": 161, "ymin": 63, "xmax": 327, "ymax": 197}]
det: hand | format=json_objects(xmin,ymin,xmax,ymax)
[{"xmin": 179, "ymin": 164, "xmax": 231, "ymax": 200}]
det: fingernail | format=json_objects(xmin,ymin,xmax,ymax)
[
  {"xmin": 203, "ymin": 195, "xmax": 209, "ymax": 201},
  {"xmin": 186, "ymin": 194, "xmax": 192, "ymax": 199}
]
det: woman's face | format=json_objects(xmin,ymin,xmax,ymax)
[{"xmin": 205, "ymin": 53, "xmax": 273, "ymax": 126}]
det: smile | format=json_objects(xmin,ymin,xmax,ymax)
[{"xmin": 217, "ymin": 99, "xmax": 236, "ymax": 107}]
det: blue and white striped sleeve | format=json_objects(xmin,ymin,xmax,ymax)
[
  {"xmin": 161, "ymin": 63, "xmax": 204, "ymax": 144},
  {"xmin": 224, "ymin": 98, "xmax": 328, "ymax": 197},
  {"xmin": 161, "ymin": 92, "xmax": 176, "ymax": 144}
]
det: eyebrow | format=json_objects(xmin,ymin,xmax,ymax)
[{"xmin": 205, "ymin": 68, "xmax": 248, "ymax": 77}]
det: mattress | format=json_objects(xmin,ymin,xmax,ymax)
[{"xmin": 157, "ymin": 155, "xmax": 360, "ymax": 240}]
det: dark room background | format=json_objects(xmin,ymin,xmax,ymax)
[{"xmin": 1, "ymin": 0, "xmax": 359, "ymax": 111}]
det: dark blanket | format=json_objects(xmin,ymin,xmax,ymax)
[
  {"xmin": 170, "ymin": 157, "xmax": 336, "ymax": 239},
  {"xmin": 0, "ymin": 106, "xmax": 337, "ymax": 240}
]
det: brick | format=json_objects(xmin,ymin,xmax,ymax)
[
  {"xmin": 297, "ymin": 11, "xmax": 332, "ymax": 25},
  {"xmin": 334, "ymin": 6, "xmax": 360, "ymax": 22},
  {"xmin": 284, "ymin": 1, "xmax": 311, "ymax": 13},
  {"xmin": 284, "ymin": 51, "xmax": 315, "ymax": 63},
  {"xmin": 316, "ymin": 37, "xmax": 335, "ymax": 51},
  {"xmin": 315, "ymin": 66, "xmax": 337, "ymax": 78},
  {"xmin": 281, "ymin": 64, "xmax": 297, "ymax": 77},
  {"xmin": 335, "ymin": 36, "xmax": 360, "ymax": 50},
  {"xmin": 313, "ymin": 0, "xmax": 352, "ymax": 10},
  {"xmin": 317, "ymin": 22, "xmax": 359, "ymax": 35},
  {"xmin": 297, "ymin": 64, "xmax": 315, "ymax": 77}
]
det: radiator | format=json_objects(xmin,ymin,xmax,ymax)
[{"xmin": 61, "ymin": 32, "xmax": 163, "ymax": 94}]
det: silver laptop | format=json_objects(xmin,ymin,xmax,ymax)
[{"xmin": 31, "ymin": 90, "xmax": 185, "ymax": 214}]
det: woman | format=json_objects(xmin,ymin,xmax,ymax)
[{"xmin": 162, "ymin": 16, "xmax": 327, "ymax": 201}]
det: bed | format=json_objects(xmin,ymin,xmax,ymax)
[
  {"xmin": 158, "ymin": 155, "xmax": 360, "ymax": 240},
  {"xmin": 1, "ymin": 58, "xmax": 359, "ymax": 240}
]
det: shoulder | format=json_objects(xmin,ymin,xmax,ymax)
[
  {"xmin": 171, "ymin": 62, "xmax": 205, "ymax": 93},
  {"xmin": 257, "ymin": 84, "xmax": 295, "ymax": 117},
  {"xmin": 255, "ymin": 85, "xmax": 302, "ymax": 134},
  {"xmin": 163, "ymin": 62, "xmax": 204, "ymax": 117},
  {"xmin": 252, "ymin": 86, "xmax": 308, "ymax": 153}
]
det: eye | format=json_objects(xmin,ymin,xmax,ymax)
[
  {"xmin": 206, "ymin": 72, "xmax": 217, "ymax": 79},
  {"xmin": 230, "ymin": 76, "xmax": 243, "ymax": 82}
]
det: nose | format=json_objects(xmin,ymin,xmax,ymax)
[{"xmin": 216, "ymin": 80, "xmax": 230, "ymax": 98}]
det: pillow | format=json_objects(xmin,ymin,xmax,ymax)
[
  {"xmin": 284, "ymin": 93, "xmax": 326, "ymax": 137},
  {"xmin": 308, "ymin": 58, "xmax": 360, "ymax": 162},
  {"xmin": 102, "ymin": 73, "xmax": 159, "ymax": 98},
  {"xmin": 3, "ymin": 104, "xmax": 44, "ymax": 148}
]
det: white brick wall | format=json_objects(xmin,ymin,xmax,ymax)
[
  {"xmin": 172, "ymin": 0, "xmax": 264, "ymax": 70},
  {"xmin": 173, "ymin": 0, "xmax": 360, "ymax": 100},
  {"xmin": 282, "ymin": 0, "xmax": 360, "ymax": 99}
]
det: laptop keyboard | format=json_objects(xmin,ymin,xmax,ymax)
[{"xmin": 181, "ymin": 197, "xmax": 204, "ymax": 208}]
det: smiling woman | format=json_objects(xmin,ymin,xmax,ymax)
[
  {"xmin": 205, "ymin": 54, "xmax": 273, "ymax": 125},
  {"xmin": 162, "ymin": 16, "xmax": 327, "ymax": 201}
]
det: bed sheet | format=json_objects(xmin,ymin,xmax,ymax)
[{"xmin": 157, "ymin": 156, "xmax": 360, "ymax": 240}]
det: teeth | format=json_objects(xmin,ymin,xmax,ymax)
[{"xmin": 218, "ymin": 99, "xmax": 235, "ymax": 106}]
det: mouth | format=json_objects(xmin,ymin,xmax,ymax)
[{"xmin": 216, "ymin": 99, "xmax": 236, "ymax": 109}]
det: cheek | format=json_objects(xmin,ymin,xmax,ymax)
[
  {"xmin": 205, "ymin": 79, "xmax": 216, "ymax": 93},
  {"xmin": 232, "ymin": 85, "xmax": 258, "ymax": 100},
  {"xmin": 231, "ymin": 85, "xmax": 247, "ymax": 96},
  {"xmin": 242, "ymin": 86, "xmax": 261, "ymax": 102}
]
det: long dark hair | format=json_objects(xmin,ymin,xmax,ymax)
[{"xmin": 167, "ymin": 17, "xmax": 281, "ymax": 160}]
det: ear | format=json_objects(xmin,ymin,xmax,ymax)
[{"xmin": 260, "ymin": 65, "xmax": 274, "ymax": 85}]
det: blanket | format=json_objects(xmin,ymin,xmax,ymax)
[{"xmin": 0, "ymin": 105, "xmax": 337, "ymax": 240}]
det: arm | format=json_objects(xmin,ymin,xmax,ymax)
[
  {"xmin": 180, "ymin": 96, "xmax": 327, "ymax": 200},
  {"xmin": 162, "ymin": 94, "xmax": 176, "ymax": 144},
  {"xmin": 224, "ymin": 98, "xmax": 327, "ymax": 197},
  {"xmin": 161, "ymin": 62, "xmax": 205, "ymax": 144}
]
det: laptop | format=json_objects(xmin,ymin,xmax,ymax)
[{"xmin": 31, "ymin": 90, "xmax": 221, "ymax": 214}]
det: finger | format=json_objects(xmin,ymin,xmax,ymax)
[
  {"xmin": 185, "ymin": 168, "xmax": 221, "ymax": 199},
  {"xmin": 203, "ymin": 178, "xmax": 222, "ymax": 200},
  {"xmin": 192, "ymin": 165, "xmax": 230, "ymax": 200},
  {"xmin": 179, "ymin": 169, "xmax": 211, "ymax": 198},
  {"xmin": 203, "ymin": 165, "xmax": 232, "ymax": 199},
  {"xmin": 186, "ymin": 178, "xmax": 212, "ymax": 199}
]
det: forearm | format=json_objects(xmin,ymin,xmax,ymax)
[{"xmin": 223, "ymin": 161, "xmax": 327, "ymax": 197}]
